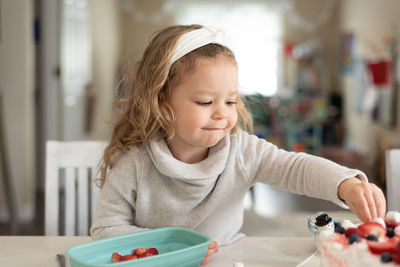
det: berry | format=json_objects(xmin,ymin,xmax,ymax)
[
  {"xmin": 358, "ymin": 222, "xmax": 386, "ymax": 238},
  {"xmin": 367, "ymin": 239, "xmax": 398, "ymax": 254},
  {"xmin": 134, "ymin": 247, "xmax": 159, "ymax": 258},
  {"xmin": 344, "ymin": 228, "xmax": 364, "ymax": 238},
  {"xmin": 366, "ymin": 234, "xmax": 379, "ymax": 241},
  {"xmin": 112, "ymin": 247, "xmax": 158, "ymax": 263},
  {"xmin": 133, "ymin": 248, "xmax": 146, "ymax": 257},
  {"xmin": 145, "ymin": 248, "xmax": 159, "ymax": 255},
  {"xmin": 387, "ymin": 227, "xmax": 395, "ymax": 238},
  {"xmin": 140, "ymin": 248, "xmax": 159, "ymax": 258},
  {"xmin": 380, "ymin": 252, "xmax": 392, "ymax": 263},
  {"xmin": 348, "ymin": 233, "xmax": 361, "ymax": 244},
  {"xmin": 393, "ymin": 253, "xmax": 400, "ymax": 264},
  {"xmin": 334, "ymin": 222, "xmax": 342, "ymax": 228},
  {"xmin": 112, "ymin": 252, "xmax": 121, "ymax": 263},
  {"xmin": 385, "ymin": 219, "xmax": 400, "ymax": 229},
  {"xmin": 334, "ymin": 223, "xmax": 345, "ymax": 234}
]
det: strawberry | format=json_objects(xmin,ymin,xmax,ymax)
[
  {"xmin": 145, "ymin": 248, "xmax": 159, "ymax": 256},
  {"xmin": 367, "ymin": 238, "xmax": 398, "ymax": 254},
  {"xmin": 385, "ymin": 219, "xmax": 400, "ymax": 229},
  {"xmin": 112, "ymin": 252, "xmax": 121, "ymax": 263},
  {"xmin": 140, "ymin": 248, "xmax": 159, "ymax": 258},
  {"xmin": 119, "ymin": 254, "xmax": 138, "ymax": 261},
  {"xmin": 133, "ymin": 248, "xmax": 147, "ymax": 257},
  {"xmin": 393, "ymin": 252, "xmax": 400, "ymax": 264},
  {"xmin": 112, "ymin": 247, "xmax": 158, "ymax": 263},
  {"xmin": 136, "ymin": 248, "xmax": 159, "ymax": 258},
  {"xmin": 344, "ymin": 227, "xmax": 364, "ymax": 238},
  {"xmin": 358, "ymin": 222, "xmax": 386, "ymax": 238}
]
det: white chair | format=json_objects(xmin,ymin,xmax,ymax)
[
  {"xmin": 385, "ymin": 149, "xmax": 400, "ymax": 211},
  {"xmin": 45, "ymin": 140, "xmax": 107, "ymax": 236}
]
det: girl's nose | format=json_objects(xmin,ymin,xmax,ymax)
[{"xmin": 211, "ymin": 104, "xmax": 227, "ymax": 120}]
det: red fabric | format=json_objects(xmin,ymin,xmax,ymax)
[{"xmin": 367, "ymin": 60, "xmax": 392, "ymax": 86}]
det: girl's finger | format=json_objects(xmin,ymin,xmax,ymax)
[
  {"xmin": 209, "ymin": 241, "xmax": 218, "ymax": 249},
  {"xmin": 363, "ymin": 185, "xmax": 377, "ymax": 220},
  {"xmin": 372, "ymin": 185, "xmax": 386, "ymax": 218},
  {"xmin": 200, "ymin": 255, "xmax": 211, "ymax": 264},
  {"xmin": 354, "ymin": 194, "xmax": 372, "ymax": 222}
]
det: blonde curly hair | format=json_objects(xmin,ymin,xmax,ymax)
[{"xmin": 101, "ymin": 24, "xmax": 253, "ymax": 184}]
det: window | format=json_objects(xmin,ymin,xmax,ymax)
[{"xmin": 173, "ymin": 1, "xmax": 282, "ymax": 96}]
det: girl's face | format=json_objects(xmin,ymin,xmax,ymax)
[{"xmin": 167, "ymin": 55, "xmax": 238, "ymax": 161}]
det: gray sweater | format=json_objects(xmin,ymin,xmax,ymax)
[{"xmin": 90, "ymin": 130, "xmax": 366, "ymax": 245}]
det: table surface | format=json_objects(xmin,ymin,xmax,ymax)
[
  {"xmin": 0, "ymin": 212, "xmax": 358, "ymax": 267},
  {"xmin": 0, "ymin": 235, "xmax": 316, "ymax": 267}
]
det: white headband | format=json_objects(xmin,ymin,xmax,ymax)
[{"xmin": 169, "ymin": 26, "xmax": 234, "ymax": 65}]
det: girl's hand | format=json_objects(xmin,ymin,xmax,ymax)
[
  {"xmin": 200, "ymin": 241, "xmax": 219, "ymax": 264},
  {"xmin": 338, "ymin": 177, "xmax": 386, "ymax": 222}
]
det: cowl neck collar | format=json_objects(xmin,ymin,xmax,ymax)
[{"xmin": 146, "ymin": 133, "xmax": 230, "ymax": 180}]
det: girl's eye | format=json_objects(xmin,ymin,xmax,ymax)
[
  {"xmin": 196, "ymin": 101, "xmax": 212, "ymax": 106},
  {"xmin": 226, "ymin": 101, "xmax": 236, "ymax": 106}
]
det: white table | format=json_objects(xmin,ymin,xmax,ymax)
[{"xmin": 0, "ymin": 236, "xmax": 316, "ymax": 267}]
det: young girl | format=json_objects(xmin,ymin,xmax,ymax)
[{"xmin": 90, "ymin": 24, "xmax": 386, "ymax": 264}]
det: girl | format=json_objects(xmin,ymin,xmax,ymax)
[{"xmin": 91, "ymin": 25, "xmax": 386, "ymax": 264}]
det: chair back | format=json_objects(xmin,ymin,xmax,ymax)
[
  {"xmin": 45, "ymin": 140, "xmax": 107, "ymax": 235},
  {"xmin": 385, "ymin": 149, "xmax": 400, "ymax": 211}
]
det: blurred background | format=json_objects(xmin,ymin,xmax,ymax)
[{"xmin": 1, "ymin": 0, "xmax": 400, "ymax": 235}]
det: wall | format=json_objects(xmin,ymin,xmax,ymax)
[
  {"xmin": 340, "ymin": 0, "xmax": 400, "ymax": 159},
  {"xmin": 118, "ymin": 0, "xmax": 175, "ymax": 76},
  {"xmin": 0, "ymin": 1, "xmax": 35, "ymax": 221},
  {"xmin": 282, "ymin": 0, "xmax": 341, "ymax": 94},
  {"xmin": 88, "ymin": 0, "xmax": 120, "ymax": 140}
]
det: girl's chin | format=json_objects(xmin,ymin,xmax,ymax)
[{"xmin": 202, "ymin": 134, "xmax": 225, "ymax": 147}]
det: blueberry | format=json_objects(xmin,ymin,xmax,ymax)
[
  {"xmin": 387, "ymin": 227, "xmax": 395, "ymax": 238},
  {"xmin": 334, "ymin": 225, "xmax": 345, "ymax": 234},
  {"xmin": 366, "ymin": 234, "xmax": 379, "ymax": 241},
  {"xmin": 381, "ymin": 252, "xmax": 392, "ymax": 263},
  {"xmin": 348, "ymin": 233, "xmax": 361, "ymax": 244}
]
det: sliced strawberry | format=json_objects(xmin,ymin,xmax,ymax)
[
  {"xmin": 133, "ymin": 248, "xmax": 147, "ymax": 257},
  {"xmin": 367, "ymin": 239, "xmax": 398, "ymax": 254},
  {"xmin": 119, "ymin": 254, "xmax": 138, "ymax": 261},
  {"xmin": 358, "ymin": 222, "xmax": 386, "ymax": 238},
  {"xmin": 393, "ymin": 253, "xmax": 400, "ymax": 264},
  {"xmin": 385, "ymin": 219, "xmax": 400, "ymax": 229},
  {"xmin": 112, "ymin": 252, "xmax": 121, "ymax": 263},
  {"xmin": 344, "ymin": 227, "xmax": 364, "ymax": 238},
  {"xmin": 145, "ymin": 248, "xmax": 159, "ymax": 256}
]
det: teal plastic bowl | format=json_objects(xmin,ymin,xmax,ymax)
[{"xmin": 66, "ymin": 227, "xmax": 212, "ymax": 267}]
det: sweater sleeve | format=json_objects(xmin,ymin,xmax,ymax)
[
  {"xmin": 90, "ymin": 149, "xmax": 148, "ymax": 240},
  {"xmin": 236, "ymin": 131, "xmax": 368, "ymax": 208}
]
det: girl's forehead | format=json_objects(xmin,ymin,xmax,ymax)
[{"xmin": 168, "ymin": 54, "xmax": 237, "ymax": 87}]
